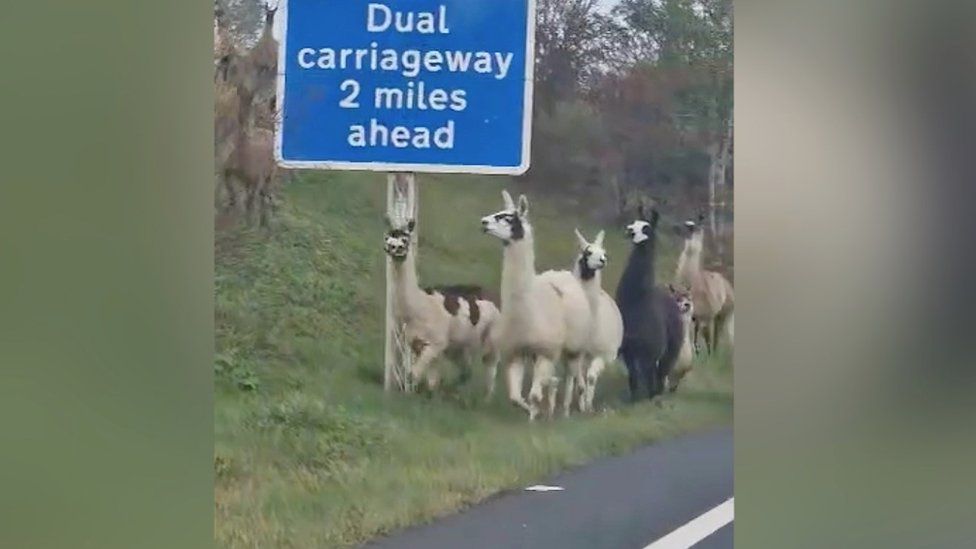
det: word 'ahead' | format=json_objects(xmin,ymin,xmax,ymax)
[{"xmin": 276, "ymin": 0, "xmax": 536, "ymax": 174}]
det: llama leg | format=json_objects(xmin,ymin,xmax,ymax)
[
  {"xmin": 558, "ymin": 373, "xmax": 573, "ymax": 417},
  {"xmin": 223, "ymin": 172, "xmax": 241, "ymax": 213},
  {"xmin": 244, "ymin": 181, "xmax": 258, "ymax": 224},
  {"xmin": 710, "ymin": 318, "xmax": 720, "ymax": 351},
  {"xmin": 561, "ymin": 375, "xmax": 574, "ymax": 418},
  {"xmin": 425, "ymin": 364, "xmax": 442, "ymax": 391},
  {"xmin": 585, "ymin": 357, "xmax": 606, "ymax": 412},
  {"xmin": 505, "ymin": 357, "xmax": 531, "ymax": 414},
  {"xmin": 528, "ymin": 357, "xmax": 555, "ymax": 421},
  {"xmin": 621, "ymin": 347, "xmax": 640, "ymax": 403},
  {"xmin": 409, "ymin": 344, "xmax": 444, "ymax": 390},
  {"xmin": 561, "ymin": 356, "xmax": 584, "ymax": 417},
  {"xmin": 703, "ymin": 321, "xmax": 713, "ymax": 355},
  {"xmin": 724, "ymin": 313, "xmax": 734, "ymax": 347},
  {"xmin": 483, "ymin": 352, "xmax": 498, "ymax": 402},
  {"xmin": 259, "ymin": 187, "xmax": 272, "ymax": 228},
  {"xmin": 642, "ymin": 353, "xmax": 661, "ymax": 400},
  {"xmin": 669, "ymin": 365, "xmax": 689, "ymax": 392},
  {"xmin": 546, "ymin": 377, "xmax": 560, "ymax": 419}
]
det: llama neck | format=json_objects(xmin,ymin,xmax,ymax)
[
  {"xmin": 391, "ymin": 248, "xmax": 425, "ymax": 317},
  {"xmin": 500, "ymin": 228, "xmax": 536, "ymax": 308},
  {"xmin": 573, "ymin": 261, "xmax": 603, "ymax": 312},
  {"xmin": 622, "ymin": 241, "xmax": 657, "ymax": 292},
  {"xmin": 680, "ymin": 314, "xmax": 694, "ymax": 349},
  {"xmin": 675, "ymin": 241, "xmax": 703, "ymax": 284}
]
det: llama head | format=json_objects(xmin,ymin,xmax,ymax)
[
  {"xmin": 574, "ymin": 228, "xmax": 608, "ymax": 279},
  {"xmin": 264, "ymin": 1, "xmax": 278, "ymax": 25},
  {"xmin": 383, "ymin": 218, "xmax": 415, "ymax": 261},
  {"xmin": 679, "ymin": 213, "xmax": 705, "ymax": 253},
  {"xmin": 625, "ymin": 205, "xmax": 659, "ymax": 245},
  {"xmin": 481, "ymin": 190, "xmax": 529, "ymax": 243},
  {"xmin": 668, "ymin": 284, "xmax": 694, "ymax": 317}
]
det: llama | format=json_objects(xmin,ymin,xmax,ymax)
[
  {"xmin": 383, "ymin": 220, "xmax": 500, "ymax": 395},
  {"xmin": 572, "ymin": 229, "xmax": 624, "ymax": 413},
  {"xmin": 214, "ymin": 2, "xmax": 280, "ymax": 226},
  {"xmin": 615, "ymin": 206, "xmax": 683, "ymax": 401},
  {"xmin": 217, "ymin": 84, "xmax": 278, "ymax": 227},
  {"xmin": 248, "ymin": 2, "xmax": 279, "ymax": 108},
  {"xmin": 665, "ymin": 284, "xmax": 695, "ymax": 392},
  {"xmin": 481, "ymin": 191, "xmax": 591, "ymax": 420},
  {"xmin": 674, "ymin": 216, "xmax": 734, "ymax": 353}
]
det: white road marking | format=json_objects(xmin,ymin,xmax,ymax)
[
  {"xmin": 524, "ymin": 485, "xmax": 564, "ymax": 492},
  {"xmin": 642, "ymin": 497, "xmax": 734, "ymax": 549}
]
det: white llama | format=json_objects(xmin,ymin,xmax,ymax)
[
  {"xmin": 480, "ymin": 191, "xmax": 591, "ymax": 420},
  {"xmin": 571, "ymin": 229, "xmax": 624, "ymax": 412},
  {"xmin": 666, "ymin": 284, "xmax": 695, "ymax": 391},
  {"xmin": 383, "ymin": 220, "xmax": 500, "ymax": 394},
  {"xmin": 674, "ymin": 217, "xmax": 734, "ymax": 353}
]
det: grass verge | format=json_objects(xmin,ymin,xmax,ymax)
[{"xmin": 215, "ymin": 172, "xmax": 733, "ymax": 548}]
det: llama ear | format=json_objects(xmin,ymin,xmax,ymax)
[
  {"xmin": 650, "ymin": 209, "xmax": 660, "ymax": 228},
  {"xmin": 668, "ymin": 284, "xmax": 677, "ymax": 294},
  {"xmin": 407, "ymin": 219, "xmax": 416, "ymax": 232},
  {"xmin": 501, "ymin": 190, "xmax": 515, "ymax": 210},
  {"xmin": 637, "ymin": 204, "xmax": 647, "ymax": 220},
  {"xmin": 574, "ymin": 228, "xmax": 588, "ymax": 249},
  {"xmin": 594, "ymin": 230, "xmax": 605, "ymax": 247},
  {"xmin": 517, "ymin": 195, "xmax": 529, "ymax": 217}
]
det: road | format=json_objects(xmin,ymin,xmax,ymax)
[{"xmin": 364, "ymin": 427, "xmax": 733, "ymax": 549}]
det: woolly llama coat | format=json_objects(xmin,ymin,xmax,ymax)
[{"xmin": 615, "ymin": 207, "xmax": 682, "ymax": 400}]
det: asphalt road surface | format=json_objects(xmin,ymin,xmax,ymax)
[{"xmin": 365, "ymin": 427, "xmax": 733, "ymax": 549}]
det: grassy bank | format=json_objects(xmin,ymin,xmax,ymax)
[{"xmin": 214, "ymin": 172, "xmax": 733, "ymax": 548}]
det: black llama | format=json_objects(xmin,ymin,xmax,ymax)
[{"xmin": 615, "ymin": 206, "xmax": 683, "ymax": 401}]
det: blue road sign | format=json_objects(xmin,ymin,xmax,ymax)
[{"xmin": 275, "ymin": 0, "xmax": 536, "ymax": 174}]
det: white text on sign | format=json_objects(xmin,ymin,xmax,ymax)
[{"xmin": 293, "ymin": 3, "xmax": 517, "ymax": 150}]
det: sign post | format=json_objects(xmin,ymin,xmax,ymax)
[
  {"xmin": 383, "ymin": 172, "xmax": 417, "ymax": 392},
  {"xmin": 275, "ymin": 0, "xmax": 535, "ymax": 390}
]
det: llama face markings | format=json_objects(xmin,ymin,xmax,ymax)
[
  {"xmin": 577, "ymin": 246, "xmax": 608, "ymax": 280},
  {"xmin": 481, "ymin": 210, "xmax": 526, "ymax": 242},
  {"xmin": 625, "ymin": 220, "xmax": 652, "ymax": 244},
  {"xmin": 669, "ymin": 286, "xmax": 694, "ymax": 317},
  {"xmin": 383, "ymin": 229, "xmax": 411, "ymax": 260},
  {"xmin": 582, "ymin": 245, "xmax": 608, "ymax": 272},
  {"xmin": 574, "ymin": 228, "xmax": 607, "ymax": 280},
  {"xmin": 481, "ymin": 190, "xmax": 528, "ymax": 243},
  {"xmin": 481, "ymin": 211, "xmax": 522, "ymax": 241}
]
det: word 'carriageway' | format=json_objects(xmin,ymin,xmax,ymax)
[{"xmin": 277, "ymin": 0, "xmax": 535, "ymax": 174}]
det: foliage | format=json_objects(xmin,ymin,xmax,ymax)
[{"xmin": 528, "ymin": 0, "xmax": 733, "ymax": 222}]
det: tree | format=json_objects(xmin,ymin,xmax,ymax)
[
  {"xmin": 534, "ymin": 0, "xmax": 623, "ymax": 113},
  {"xmin": 612, "ymin": 0, "xmax": 732, "ymax": 241}
]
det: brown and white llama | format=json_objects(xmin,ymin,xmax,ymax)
[
  {"xmin": 572, "ymin": 229, "xmax": 624, "ymax": 413},
  {"xmin": 481, "ymin": 191, "xmax": 591, "ymax": 420},
  {"xmin": 674, "ymin": 216, "xmax": 734, "ymax": 353},
  {"xmin": 666, "ymin": 284, "xmax": 695, "ymax": 391},
  {"xmin": 383, "ymin": 220, "xmax": 500, "ymax": 394}
]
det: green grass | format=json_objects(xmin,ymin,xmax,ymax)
[{"xmin": 215, "ymin": 172, "xmax": 732, "ymax": 548}]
